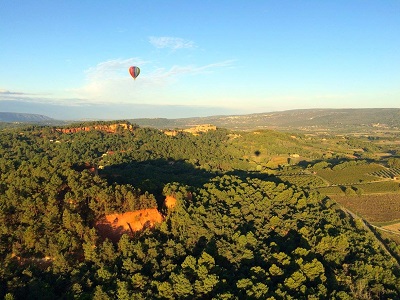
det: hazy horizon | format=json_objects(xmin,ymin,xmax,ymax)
[
  {"xmin": 2, "ymin": 102, "xmax": 399, "ymax": 122},
  {"xmin": 0, "ymin": 100, "xmax": 249, "ymax": 120}
]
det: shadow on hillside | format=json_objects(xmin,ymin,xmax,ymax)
[
  {"xmin": 99, "ymin": 158, "xmax": 285, "ymax": 204},
  {"xmin": 226, "ymin": 169, "xmax": 282, "ymax": 183},
  {"xmin": 96, "ymin": 222, "xmax": 130, "ymax": 244},
  {"xmin": 100, "ymin": 158, "xmax": 216, "ymax": 200}
]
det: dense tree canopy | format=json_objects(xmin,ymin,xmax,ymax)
[{"xmin": 0, "ymin": 122, "xmax": 399, "ymax": 299}]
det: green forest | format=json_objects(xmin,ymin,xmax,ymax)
[{"xmin": 1, "ymin": 121, "xmax": 400, "ymax": 299}]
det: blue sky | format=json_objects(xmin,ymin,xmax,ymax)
[{"xmin": 1, "ymin": 1, "xmax": 399, "ymax": 120}]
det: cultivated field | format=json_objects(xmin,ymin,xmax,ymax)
[
  {"xmin": 331, "ymin": 194, "xmax": 400, "ymax": 223},
  {"xmin": 316, "ymin": 164, "xmax": 386, "ymax": 185}
]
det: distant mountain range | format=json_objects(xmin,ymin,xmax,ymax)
[
  {"xmin": 2, "ymin": 108, "xmax": 400, "ymax": 132},
  {"xmin": 0, "ymin": 112, "xmax": 54, "ymax": 123}
]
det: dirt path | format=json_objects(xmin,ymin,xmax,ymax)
[{"xmin": 371, "ymin": 223, "xmax": 400, "ymax": 236}]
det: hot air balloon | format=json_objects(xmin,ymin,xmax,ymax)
[{"xmin": 129, "ymin": 66, "xmax": 140, "ymax": 80}]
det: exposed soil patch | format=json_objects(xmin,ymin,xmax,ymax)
[
  {"xmin": 96, "ymin": 209, "xmax": 163, "ymax": 242},
  {"xmin": 96, "ymin": 196, "xmax": 177, "ymax": 242},
  {"xmin": 165, "ymin": 195, "xmax": 177, "ymax": 209}
]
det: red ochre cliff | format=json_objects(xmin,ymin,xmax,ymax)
[{"xmin": 55, "ymin": 123, "xmax": 135, "ymax": 134}]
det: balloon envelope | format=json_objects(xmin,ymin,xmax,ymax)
[{"xmin": 129, "ymin": 66, "xmax": 140, "ymax": 80}]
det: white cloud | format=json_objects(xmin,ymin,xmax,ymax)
[
  {"xmin": 1, "ymin": 58, "xmax": 235, "ymax": 108},
  {"xmin": 149, "ymin": 36, "xmax": 195, "ymax": 50},
  {"xmin": 70, "ymin": 58, "xmax": 149, "ymax": 103},
  {"xmin": 84, "ymin": 58, "xmax": 148, "ymax": 82},
  {"xmin": 144, "ymin": 60, "xmax": 234, "ymax": 85},
  {"xmin": 72, "ymin": 58, "xmax": 234, "ymax": 104}
]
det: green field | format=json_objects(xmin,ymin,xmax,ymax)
[
  {"xmin": 358, "ymin": 180, "xmax": 400, "ymax": 193},
  {"xmin": 316, "ymin": 163, "xmax": 386, "ymax": 185},
  {"xmin": 278, "ymin": 174, "xmax": 327, "ymax": 189}
]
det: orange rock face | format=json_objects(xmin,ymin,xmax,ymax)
[
  {"xmin": 96, "ymin": 208, "xmax": 163, "ymax": 242},
  {"xmin": 165, "ymin": 195, "xmax": 177, "ymax": 209},
  {"xmin": 105, "ymin": 209, "xmax": 163, "ymax": 232},
  {"xmin": 56, "ymin": 123, "xmax": 135, "ymax": 134},
  {"xmin": 96, "ymin": 196, "xmax": 177, "ymax": 242}
]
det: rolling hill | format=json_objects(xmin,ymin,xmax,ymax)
[
  {"xmin": 133, "ymin": 108, "xmax": 400, "ymax": 131},
  {"xmin": 2, "ymin": 108, "xmax": 400, "ymax": 132}
]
